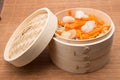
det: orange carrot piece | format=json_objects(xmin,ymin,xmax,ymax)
[
  {"xmin": 79, "ymin": 31, "xmax": 83, "ymax": 40},
  {"xmin": 76, "ymin": 30, "xmax": 80, "ymax": 38},
  {"xmin": 89, "ymin": 32, "xmax": 100, "ymax": 38},
  {"xmin": 68, "ymin": 21, "xmax": 86, "ymax": 29},
  {"xmin": 64, "ymin": 23, "xmax": 71, "ymax": 31},
  {"xmin": 81, "ymin": 34, "xmax": 86, "ymax": 40},
  {"xmin": 88, "ymin": 27, "xmax": 102, "ymax": 35},
  {"xmin": 81, "ymin": 17, "xmax": 91, "ymax": 21},
  {"xmin": 68, "ymin": 10, "xmax": 72, "ymax": 16},
  {"xmin": 76, "ymin": 30, "xmax": 83, "ymax": 40},
  {"xmin": 82, "ymin": 33, "xmax": 90, "ymax": 40},
  {"xmin": 101, "ymin": 25, "xmax": 110, "ymax": 33},
  {"xmin": 56, "ymin": 31, "xmax": 62, "ymax": 35},
  {"xmin": 105, "ymin": 25, "xmax": 110, "ymax": 30},
  {"xmin": 98, "ymin": 20, "xmax": 104, "ymax": 25},
  {"xmin": 79, "ymin": 15, "xmax": 104, "ymax": 25},
  {"xmin": 58, "ymin": 20, "xmax": 65, "ymax": 27},
  {"xmin": 89, "ymin": 15, "xmax": 101, "ymax": 24},
  {"xmin": 65, "ymin": 27, "xmax": 71, "ymax": 31}
]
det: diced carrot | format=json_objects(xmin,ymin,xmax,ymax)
[
  {"xmin": 88, "ymin": 27, "xmax": 102, "ymax": 35},
  {"xmin": 64, "ymin": 23, "xmax": 71, "ymax": 31},
  {"xmin": 82, "ymin": 33, "xmax": 90, "ymax": 40},
  {"xmin": 76, "ymin": 30, "xmax": 83, "ymax": 40},
  {"xmin": 65, "ymin": 27, "xmax": 71, "ymax": 31},
  {"xmin": 98, "ymin": 20, "xmax": 104, "ymax": 25},
  {"xmin": 76, "ymin": 30, "xmax": 80, "ymax": 38},
  {"xmin": 81, "ymin": 17, "xmax": 91, "ymax": 21},
  {"xmin": 89, "ymin": 32, "xmax": 100, "ymax": 38},
  {"xmin": 79, "ymin": 31, "xmax": 83, "ymax": 40},
  {"xmin": 68, "ymin": 10, "xmax": 72, "ymax": 16},
  {"xmin": 105, "ymin": 25, "xmax": 110, "ymax": 30},
  {"xmin": 70, "ymin": 21, "xmax": 86, "ymax": 29},
  {"xmin": 81, "ymin": 34, "xmax": 86, "ymax": 40},
  {"xmin": 101, "ymin": 25, "xmax": 110, "ymax": 33},
  {"xmin": 58, "ymin": 20, "xmax": 65, "ymax": 27},
  {"xmin": 89, "ymin": 15, "xmax": 101, "ymax": 25},
  {"xmin": 56, "ymin": 31, "xmax": 62, "ymax": 35}
]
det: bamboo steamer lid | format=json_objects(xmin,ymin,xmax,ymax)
[{"xmin": 4, "ymin": 8, "xmax": 57, "ymax": 67}]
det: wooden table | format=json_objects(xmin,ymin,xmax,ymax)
[{"xmin": 0, "ymin": 0, "xmax": 120, "ymax": 80}]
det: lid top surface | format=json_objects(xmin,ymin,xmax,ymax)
[
  {"xmin": 4, "ymin": 8, "xmax": 57, "ymax": 64},
  {"xmin": 8, "ymin": 10, "xmax": 48, "ymax": 60}
]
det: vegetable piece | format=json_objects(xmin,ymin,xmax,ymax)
[
  {"xmin": 76, "ymin": 30, "xmax": 83, "ymax": 40},
  {"xmin": 62, "ymin": 16, "xmax": 75, "ymax": 23},
  {"xmin": 56, "ymin": 26, "xmax": 65, "ymax": 35},
  {"xmin": 81, "ymin": 21, "xmax": 96, "ymax": 33},
  {"xmin": 88, "ymin": 27, "xmax": 103, "ymax": 35},
  {"xmin": 102, "ymin": 25, "xmax": 110, "ymax": 33},
  {"xmin": 68, "ymin": 10, "xmax": 72, "ymax": 16},
  {"xmin": 82, "ymin": 33, "xmax": 89, "ymax": 40},
  {"xmin": 58, "ymin": 20, "xmax": 65, "ymax": 27},
  {"xmin": 89, "ymin": 15, "xmax": 104, "ymax": 25},
  {"xmin": 65, "ymin": 19, "xmax": 86, "ymax": 30},
  {"xmin": 56, "ymin": 31, "xmax": 62, "ymax": 35},
  {"xmin": 89, "ymin": 32, "xmax": 100, "ymax": 38},
  {"xmin": 61, "ymin": 29, "xmax": 76, "ymax": 39},
  {"xmin": 75, "ymin": 11, "xmax": 86, "ymax": 19}
]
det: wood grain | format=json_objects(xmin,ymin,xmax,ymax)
[{"xmin": 0, "ymin": 0, "xmax": 120, "ymax": 80}]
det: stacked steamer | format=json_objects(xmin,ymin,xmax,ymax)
[{"xmin": 49, "ymin": 8, "xmax": 115, "ymax": 73}]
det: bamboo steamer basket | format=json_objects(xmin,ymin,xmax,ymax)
[
  {"xmin": 49, "ymin": 8, "xmax": 115, "ymax": 73},
  {"xmin": 3, "ymin": 7, "xmax": 115, "ymax": 73},
  {"xmin": 4, "ymin": 8, "xmax": 57, "ymax": 67}
]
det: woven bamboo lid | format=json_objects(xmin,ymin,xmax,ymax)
[{"xmin": 4, "ymin": 8, "xmax": 57, "ymax": 67}]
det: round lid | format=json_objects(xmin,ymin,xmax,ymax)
[{"xmin": 4, "ymin": 8, "xmax": 57, "ymax": 67}]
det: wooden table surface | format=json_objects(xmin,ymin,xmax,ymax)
[{"xmin": 0, "ymin": 0, "xmax": 120, "ymax": 80}]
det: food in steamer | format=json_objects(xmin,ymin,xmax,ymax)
[{"xmin": 56, "ymin": 10, "xmax": 110, "ymax": 40}]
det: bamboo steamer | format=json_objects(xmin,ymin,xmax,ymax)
[
  {"xmin": 4, "ymin": 8, "xmax": 115, "ymax": 73},
  {"xmin": 49, "ymin": 8, "xmax": 115, "ymax": 73},
  {"xmin": 4, "ymin": 8, "xmax": 57, "ymax": 67}
]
